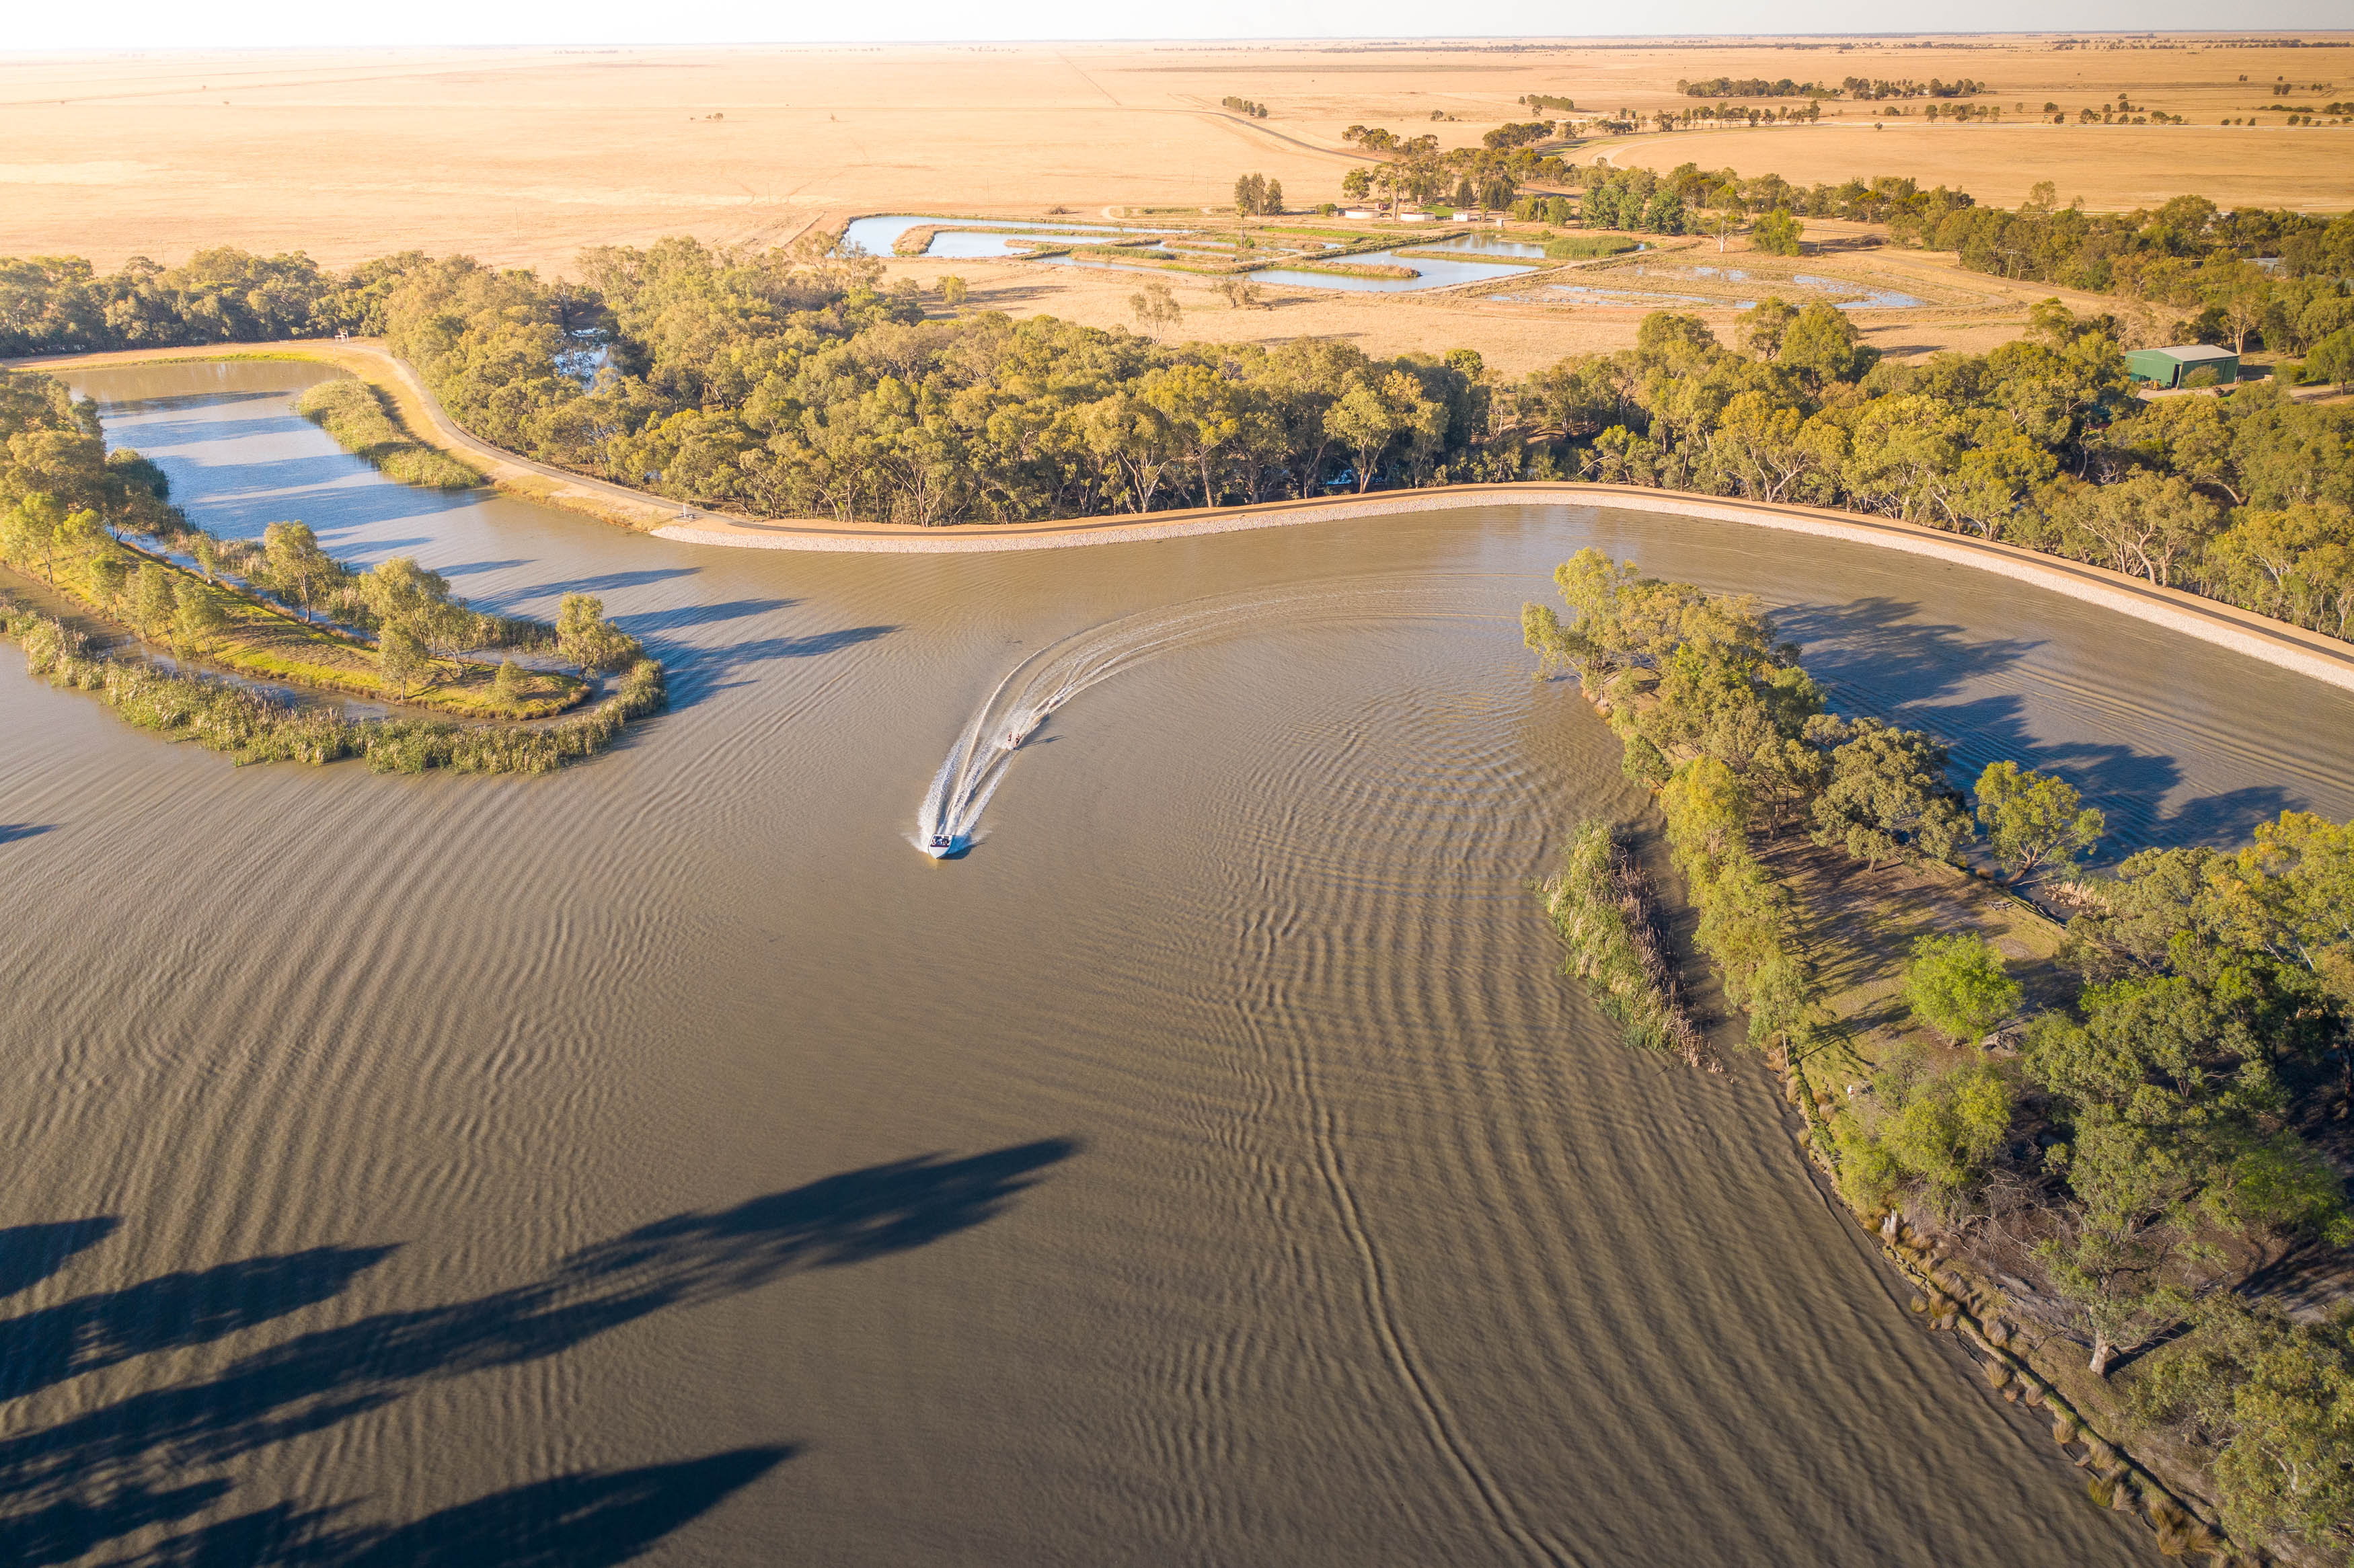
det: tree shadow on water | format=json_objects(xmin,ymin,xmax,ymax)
[
  {"xmin": 613, "ymin": 599, "xmax": 798, "ymax": 636},
  {"xmin": 0, "ymin": 1141, "xmax": 1075, "ymax": 1565},
  {"xmin": 0, "ymin": 1219, "xmax": 120, "ymax": 1300},
  {"xmin": 653, "ymin": 623, "xmax": 899, "ymax": 710},
  {"xmin": 114, "ymin": 1447, "xmax": 792, "ymax": 1568},
  {"xmin": 1774, "ymin": 598, "xmax": 2309, "ymax": 855},
  {"xmin": 1772, "ymin": 596, "xmax": 2044, "ymax": 707},
  {"xmin": 0, "ymin": 1247, "xmax": 396, "ymax": 1401},
  {"xmin": 477, "ymin": 569, "xmax": 701, "ymax": 610}
]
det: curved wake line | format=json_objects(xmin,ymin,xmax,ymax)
[{"xmin": 915, "ymin": 580, "xmax": 1480, "ymax": 856}]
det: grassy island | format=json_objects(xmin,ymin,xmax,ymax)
[
  {"xmin": 293, "ymin": 377, "xmax": 484, "ymax": 489},
  {"xmin": 0, "ymin": 366, "xmax": 663, "ymax": 774},
  {"xmin": 1276, "ymin": 260, "xmax": 1418, "ymax": 281},
  {"xmin": 1527, "ymin": 549, "xmax": 2354, "ymax": 1567}
]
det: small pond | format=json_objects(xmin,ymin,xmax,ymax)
[
  {"xmin": 1246, "ymin": 245, "xmax": 1530, "ymax": 293},
  {"xmin": 839, "ymin": 213, "xmax": 1171, "ymax": 257}
]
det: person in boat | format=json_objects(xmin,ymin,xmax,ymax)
[{"xmin": 929, "ymin": 833, "xmax": 953, "ymax": 852}]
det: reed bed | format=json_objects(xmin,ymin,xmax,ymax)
[
  {"xmin": 294, "ymin": 378, "xmax": 484, "ymax": 490},
  {"xmin": 1540, "ymin": 818, "xmax": 1714, "ymax": 1070}
]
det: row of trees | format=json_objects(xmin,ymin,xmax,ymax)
[
  {"xmin": 1677, "ymin": 77, "xmax": 1838, "ymax": 98},
  {"xmin": 1337, "ymin": 124, "xmax": 1566, "ymax": 212},
  {"xmin": 1840, "ymin": 74, "xmax": 1990, "ymax": 100},
  {"xmin": 1889, "ymin": 186, "xmax": 2354, "ymax": 354},
  {"xmin": 1525, "ymin": 551, "xmax": 2354, "ymax": 1558},
  {"xmin": 1597, "ymin": 163, "xmax": 2354, "ymax": 348},
  {"xmin": 1, "ymin": 237, "xmax": 2347, "ymax": 640},
  {"xmin": 1671, "ymin": 73, "xmax": 1991, "ymax": 100},
  {"xmin": 0, "ymin": 247, "xmax": 426, "ymax": 358},
  {"xmin": 1501, "ymin": 302, "xmax": 2354, "ymax": 641},
  {"xmin": 1500, "ymin": 161, "xmax": 2354, "ymax": 345},
  {"xmin": 366, "ymin": 240, "xmax": 1498, "ymax": 524}
]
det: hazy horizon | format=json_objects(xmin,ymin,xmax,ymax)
[{"xmin": 5, "ymin": 9, "xmax": 2351, "ymax": 51}]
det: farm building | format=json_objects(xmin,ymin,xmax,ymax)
[{"xmin": 2123, "ymin": 344, "xmax": 2240, "ymax": 389}]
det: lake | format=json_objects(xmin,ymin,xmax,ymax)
[{"xmin": 7, "ymin": 360, "xmax": 2351, "ymax": 1565}]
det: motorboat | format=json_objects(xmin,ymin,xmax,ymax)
[{"xmin": 925, "ymin": 832, "xmax": 956, "ymax": 858}]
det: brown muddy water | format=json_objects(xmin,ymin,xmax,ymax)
[{"xmin": 5, "ymin": 361, "xmax": 2353, "ymax": 1566}]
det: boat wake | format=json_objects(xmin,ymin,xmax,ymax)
[{"xmin": 915, "ymin": 580, "xmax": 1462, "ymax": 857}]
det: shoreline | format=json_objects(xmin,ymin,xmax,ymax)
[
  {"xmin": 16, "ymin": 343, "xmax": 2354, "ymax": 699},
  {"xmin": 1548, "ymin": 638, "xmax": 2285, "ymax": 1565}
]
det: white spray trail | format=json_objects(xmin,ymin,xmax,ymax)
[{"xmin": 914, "ymin": 578, "xmax": 1474, "ymax": 856}]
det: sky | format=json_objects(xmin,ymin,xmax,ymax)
[{"xmin": 2, "ymin": 1, "xmax": 2347, "ymax": 50}]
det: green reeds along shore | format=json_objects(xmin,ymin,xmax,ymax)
[
  {"xmin": 1, "ymin": 599, "xmax": 665, "ymax": 776},
  {"xmin": 293, "ymin": 378, "xmax": 484, "ymax": 490},
  {"xmin": 1539, "ymin": 818, "xmax": 1714, "ymax": 1070}
]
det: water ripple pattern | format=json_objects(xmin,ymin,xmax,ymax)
[
  {"xmin": 917, "ymin": 580, "xmax": 1476, "ymax": 855},
  {"xmin": 7, "ymin": 361, "xmax": 2352, "ymax": 1567}
]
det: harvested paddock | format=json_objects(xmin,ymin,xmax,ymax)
[{"xmin": 3, "ymin": 35, "xmax": 2347, "ymax": 284}]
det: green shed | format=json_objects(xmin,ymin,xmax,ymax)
[{"xmin": 2124, "ymin": 344, "xmax": 2240, "ymax": 389}]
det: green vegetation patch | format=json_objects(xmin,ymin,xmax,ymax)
[
  {"xmin": 1539, "ymin": 819, "xmax": 1712, "ymax": 1068},
  {"xmin": 293, "ymin": 377, "xmax": 482, "ymax": 490},
  {"xmin": 0, "ymin": 364, "xmax": 661, "ymax": 769},
  {"xmin": 1070, "ymin": 245, "xmax": 1180, "ymax": 263},
  {"xmin": 1275, "ymin": 260, "xmax": 1418, "ymax": 281},
  {"xmin": 1524, "ymin": 541, "xmax": 2354, "ymax": 1565},
  {"xmin": 1, "ymin": 597, "xmax": 664, "ymax": 775},
  {"xmin": 1543, "ymin": 235, "xmax": 1642, "ymax": 259},
  {"xmin": 1390, "ymin": 247, "xmax": 1550, "ymax": 268}
]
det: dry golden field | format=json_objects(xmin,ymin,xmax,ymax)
[
  {"xmin": 1, "ymin": 36, "xmax": 2346, "ymax": 363},
  {"xmin": 871, "ymin": 239, "xmax": 2096, "ymax": 378}
]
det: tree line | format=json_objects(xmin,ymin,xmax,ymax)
[
  {"xmin": 0, "ymin": 247, "xmax": 420, "ymax": 357},
  {"xmin": 1567, "ymin": 163, "xmax": 2354, "ymax": 362},
  {"xmin": 1677, "ymin": 77, "xmax": 1838, "ymax": 98},
  {"xmin": 0, "ymin": 238, "xmax": 2347, "ymax": 641},
  {"xmin": 1338, "ymin": 125, "xmax": 1564, "ymax": 212},
  {"xmin": 1525, "ymin": 550, "xmax": 2354, "ymax": 1560},
  {"xmin": 1498, "ymin": 160, "xmax": 2352, "ymax": 355}
]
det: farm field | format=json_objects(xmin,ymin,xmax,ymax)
[
  {"xmin": 0, "ymin": 36, "xmax": 2345, "ymax": 365},
  {"xmin": 4, "ymin": 36, "xmax": 2350, "ymax": 274},
  {"xmin": 871, "ymin": 239, "xmax": 2087, "ymax": 376}
]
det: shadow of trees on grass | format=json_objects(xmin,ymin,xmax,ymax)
[{"xmin": 1, "ymin": 1140, "xmax": 1077, "ymax": 1565}]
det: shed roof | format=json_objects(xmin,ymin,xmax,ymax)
[{"xmin": 2147, "ymin": 344, "xmax": 2238, "ymax": 362}]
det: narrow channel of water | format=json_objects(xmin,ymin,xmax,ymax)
[
  {"xmin": 6, "ymin": 361, "xmax": 2352, "ymax": 1565},
  {"xmin": 839, "ymin": 214, "xmax": 1177, "ymax": 257},
  {"xmin": 1248, "ymin": 243, "xmax": 1531, "ymax": 292}
]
